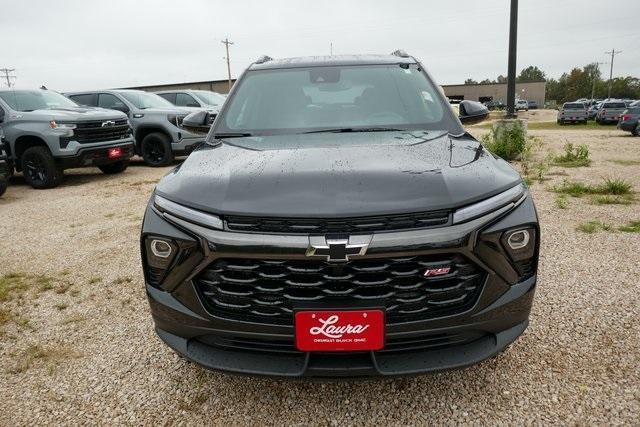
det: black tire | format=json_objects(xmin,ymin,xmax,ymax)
[
  {"xmin": 21, "ymin": 146, "xmax": 64, "ymax": 189},
  {"xmin": 141, "ymin": 132, "xmax": 174, "ymax": 166},
  {"xmin": 98, "ymin": 160, "xmax": 129, "ymax": 174},
  {"xmin": 0, "ymin": 175, "xmax": 7, "ymax": 197},
  {"xmin": 632, "ymin": 124, "xmax": 639, "ymax": 137}
]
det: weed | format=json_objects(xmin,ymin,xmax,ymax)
[
  {"xmin": 592, "ymin": 195, "xmax": 634, "ymax": 205},
  {"xmin": 481, "ymin": 120, "xmax": 529, "ymax": 161},
  {"xmin": 610, "ymin": 159, "xmax": 640, "ymax": 166},
  {"xmin": 54, "ymin": 303, "xmax": 68, "ymax": 311},
  {"xmin": 577, "ymin": 221, "xmax": 612, "ymax": 233},
  {"xmin": 113, "ymin": 276, "xmax": 133, "ymax": 285},
  {"xmin": 60, "ymin": 314, "xmax": 87, "ymax": 325},
  {"xmin": 104, "ymin": 213, "xmax": 116, "ymax": 218},
  {"xmin": 553, "ymin": 178, "xmax": 634, "ymax": 197},
  {"xmin": 10, "ymin": 344, "xmax": 81, "ymax": 374},
  {"xmin": 553, "ymin": 181, "xmax": 591, "ymax": 197},
  {"xmin": 618, "ymin": 221, "xmax": 640, "ymax": 233},
  {"xmin": 553, "ymin": 143, "xmax": 591, "ymax": 167},
  {"xmin": 88, "ymin": 277, "xmax": 102, "ymax": 284},
  {"xmin": 598, "ymin": 178, "xmax": 632, "ymax": 195},
  {"xmin": 0, "ymin": 273, "xmax": 29, "ymax": 301},
  {"xmin": 555, "ymin": 195, "xmax": 569, "ymax": 209}
]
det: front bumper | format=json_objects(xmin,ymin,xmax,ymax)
[
  {"xmin": 141, "ymin": 195, "xmax": 539, "ymax": 378},
  {"xmin": 57, "ymin": 142, "xmax": 134, "ymax": 169}
]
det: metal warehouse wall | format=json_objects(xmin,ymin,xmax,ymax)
[
  {"xmin": 123, "ymin": 79, "xmax": 236, "ymax": 94},
  {"xmin": 442, "ymin": 81, "xmax": 546, "ymax": 106}
]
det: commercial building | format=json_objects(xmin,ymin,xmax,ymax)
[
  {"xmin": 442, "ymin": 81, "xmax": 546, "ymax": 106},
  {"xmin": 123, "ymin": 79, "xmax": 235, "ymax": 94}
]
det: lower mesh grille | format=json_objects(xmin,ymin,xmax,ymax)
[
  {"xmin": 194, "ymin": 254, "xmax": 485, "ymax": 325},
  {"xmin": 198, "ymin": 331, "xmax": 485, "ymax": 354}
]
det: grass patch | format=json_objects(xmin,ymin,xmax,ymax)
[
  {"xmin": 113, "ymin": 276, "xmax": 133, "ymax": 285},
  {"xmin": 54, "ymin": 303, "xmax": 68, "ymax": 311},
  {"xmin": 553, "ymin": 178, "xmax": 634, "ymax": 197},
  {"xmin": 610, "ymin": 159, "xmax": 640, "ymax": 166},
  {"xmin": 0, "ymin": 273, "xmax": 29, "ymax": 301},
  {"xmin": 104, "ymin": 213, "xmax": 116, "ymax": 218},
  {"xmin": 577, "ymin": 221, "xmax": 612, "ymax": 234},
  {"xmin": 592, "ymin": 195, "xmax": 634, "ymax": 205},
  {"xmin": 10, "ymin": 344, "xmax": 81, "ymax": 374},
  {"xmin": 88, "ymin": 277, "xmax": 102, "ymax": 284},
  {"xmin": 618, "ymin": 221, "xmax": 640, "ymax": 233},
  {"xmin": 555, "ymin": 195, "xmax": 569, "ymax": 209},
  {"xmin": 60, "ymin": 314, "xmax": 87, "ymax": 325},
  {"xmin": 552, "ymin": 143, "xmax": 591, "ymax": 167}
]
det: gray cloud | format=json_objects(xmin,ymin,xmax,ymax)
[{"xmin": 0, "ymin": 0, "xmax": 638, "ymax": 91}]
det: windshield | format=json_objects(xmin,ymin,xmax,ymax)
[
  {"xmin": 119, "ymin": 91, "xmax": 175, "ymax": 109},
  {"xmin": 214, "ymin": 64, "xmax": 457, "ymax": 136},
  {"xmin": 0, "ymin": 90, "xmax": 78, "ymax": 112},
  {"xmin": 193, "ymin": 91, "xmax": 226, "ymax": 106}
]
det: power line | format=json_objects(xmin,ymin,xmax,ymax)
[
  {"xmin": 221, "ymin": 38, "xmax": 234, "ymax": 92},
  {"xmin": 0, "ymin": 68, "xmax": 16, "ymax": 87},
  {"xmin": 604, "ymin": 48, "xmax": 622, "ymax": 99}
]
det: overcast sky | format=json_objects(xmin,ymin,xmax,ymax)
[{"xmin": 0, "ymin": 0, "xmax": 638, "ymax": 91}]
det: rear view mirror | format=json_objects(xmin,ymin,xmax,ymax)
[
  {"xmin": 181, "ymin": 110, "xmax": 213, "ymax": 134},
  {"xmin": 459, "ymin": 100, "xmax": 489, "ymax": 124}
]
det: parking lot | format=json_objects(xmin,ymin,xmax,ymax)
[{"xmin": 0, "ymin": 124, "xmax": 638, "ymax": 424}]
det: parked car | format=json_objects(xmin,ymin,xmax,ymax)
[
  {"xmin": 66, "ymin": 90, "xmax": 206, "ymax": 166},
  {"xmin": 140, "ymin": 52, "xmax": 539, "ymax": 378},
  {"xmin": 484, "ymin": 100, "xmax": 504, "ymax": 110},
  {"xmin": 557, "ymin": 102, "xmax": 588, "ymax": 124},
  {"xmin": 156, "ymin": 89, "xmax": 225, "ymax": 114},
  {"xmin": 0, "ymin": 89, "xmax": 134, "ymax": 189},
  {"xmin": 527, "ymin": 100, "xmax": 538, "ymax": 109},
  {"xmin": 515, "ymin": 99, "xmax": 529, "ymax": 111},
  {"xmin": 0, "ymin": 128, "xmax": 8, "ymax": 196},
  {"xmin": 617, "ymin": 106, "xmax": 640, "ymax": 136},
  {"xmin": 596, "ymin": 100, "xmax": 627, "ymax": 124},
  {"xmin": 587, "ymin": 102, "xmax": 602, "ymax": 120}
]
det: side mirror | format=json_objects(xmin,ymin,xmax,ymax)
[
  {"xmin": 459, "ymin": 100, "xmax": 489, "ymax": 124},
  {"xmin": 181, "ymin": 110, "xmax": 213, "ymax": 134}
]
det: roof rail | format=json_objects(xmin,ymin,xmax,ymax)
[
  {"xmin": 390, "ymin": 49, "xmax": 410, "ymax": 58},
  {"xmin": 254, "ymin": 55, "xmax": 273, "ymax": 64}
]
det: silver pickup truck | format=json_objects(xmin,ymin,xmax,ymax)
[
  {"xmin": 0, "ymin": 89, "xmax": 134, "ymax": 189},
  {"xmin": 557, "ymin": 102, "xmax": 588, "ymax": 124},
  {"xmin": 596, "ymin": 100, "xmax": 627, "ymax": 124}
]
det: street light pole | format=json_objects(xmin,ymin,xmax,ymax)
[{"xmin": 506, "ymin": 0, "xmax": 518, "ymax": 118}]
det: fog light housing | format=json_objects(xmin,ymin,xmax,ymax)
[
  {"xmin": 501, "ymin": 227, "xmax": 536, "ymax": 262},
  {"xmin": 507, "ymin": 230, "xmax": 530, "ymax": 250},
  {"xmin": 145, "ymin": 237, "xmax": 177, "ymax": 270}
]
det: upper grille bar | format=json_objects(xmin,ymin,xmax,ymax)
[{"xmin": 225, "ymin": 211, "xmax": 451, "ymax": 234}]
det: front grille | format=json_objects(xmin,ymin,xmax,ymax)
[
  {"xmin": 73, "ymin": 119, "xmax": 131, "ymax": 144},
  {"xmin": 194, "ymin": 254, "xmax": 485, "ymax": 325},
  {"xmin": 225, "ymin": 211, "xmax": 450, "ymax": 234},
  {"xmin": 198, "ymin": 330, "xmax": 485, "ymax": 355}
]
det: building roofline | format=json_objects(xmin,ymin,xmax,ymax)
[{"xmin": 442, "ymin": 80, "xmax": 546, "ymax": 88}]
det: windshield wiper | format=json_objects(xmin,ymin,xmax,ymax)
[
  {"xmin": 213, "ymin": 132, "xmax": 253, "ymax": 138},
  {"xmin": 301, "ymin": 127, "xmax": 406, "ymax": 134}
]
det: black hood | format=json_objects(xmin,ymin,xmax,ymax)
[{"xmin": 155, "ymin": 131, "xmax": 522, "ymax": 217}]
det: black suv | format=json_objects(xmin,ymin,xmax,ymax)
[{"xmin": 140, "ymin": 52, "xmax": 539, "ymax": 377}]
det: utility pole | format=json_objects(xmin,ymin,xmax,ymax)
[
  {"xmin": 604, "ymin": 48, "xmax": 621, "ymax": 99},
  {"xmin": 0, "ymin": 68, "xmax": 16, "ymax": 87},
  {"xmin": 221, "ymin": 38, "xmax": 234, "ymax": 92},
  {"xmin": 590, "ymin": 62, "xmax": 607, "ymax": 100},
  {"xmin": 330, "ymin": 42, "xmax": 333, "ymax": 56},
  {"xmin": 506, "ymin": 0, "xmax": 518, "ymax": 118}
]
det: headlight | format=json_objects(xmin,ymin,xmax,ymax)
[
  {"xmin": 453, "ymin": 183, "xmax": 525, "ymax": 224},
  {"xmin": 49, "ymin": 120, "xmax": 76, "ymax": 130},
  {"xmin": 154, "ymin": 195, "xmax": 223, "ymax": 230}
]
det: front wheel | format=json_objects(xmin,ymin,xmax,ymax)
[
  {"xmin": 632, "ymin": 124, "xmax": 639, "ymax": 137},
  {"xmin": 0, "ymin": 175, "xmax": 7, "ymax": 197},
  {"xmin": 141, "ymin": 133, "xmax": 174, "ymax": 166},
  {"xmin": 99, "ymin": 160, "xmax": 129, "ymax": 174},
  {"xmin": 21, "ymin": 146, "xmax": 64, "ymax": 189}
]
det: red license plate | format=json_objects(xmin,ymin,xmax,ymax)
[
  {"xmin": 295, "ymin": 310, "xmax": 384, "ymax": 352},
  {"xmin": 107, "ymin": 147, "xmax": 123, "ymax": 159}
]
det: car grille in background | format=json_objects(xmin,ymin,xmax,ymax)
[
  {"xmin": 225, "ymin": 211, "xmax": 451, "ymax": 234},
  {"xmin": 73, "ymin": 119, "xmax": 131, "ymax": 144},
  {"xmin": 194, "ymin": 254, "xmax": 485, "ymax": 325}
]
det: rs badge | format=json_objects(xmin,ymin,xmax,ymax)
[{"xmin": 423, "ymin": 267, "xmax": 451, "ymax": 277}]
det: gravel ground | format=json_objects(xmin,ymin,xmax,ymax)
[{"xmin": 0, "ymin": 127, "xmax": 638, "ymax": 425}]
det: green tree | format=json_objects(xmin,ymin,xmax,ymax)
[
  {"xmin": 464, "ymin": 78, "xmax": 478, "ymax": 85},
  {"xmin": 517, "ymin": 66, "xmax": 546, "ymax": 82}
]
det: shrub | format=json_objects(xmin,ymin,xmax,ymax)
[
  {"xmin": 553, "ymin": 143, "xmax": 591, "ymax": 167},
  {"xmin": 482, "ymin": 120, "xmax": 528, "ymax": 161},
  {"xmin": 618, "ymin": 221, "xmax": 640, "ymax": 233}
]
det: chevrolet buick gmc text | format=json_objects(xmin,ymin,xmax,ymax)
[{"xmin": 140, "ymin": 52, "xmax": 540, "ymax": 377}]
